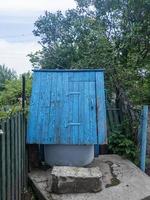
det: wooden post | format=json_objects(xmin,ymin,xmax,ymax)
[
  {"xmin": 22, "ymin": 75, "xmax": 27, "ymax": 199},
  {"xmin": 22, "ymin": 75, "xmax": 25, "ymax": 111},
  {"xmin": 139, "ymin": 105, "xmax": 149, "ymax": 171}
]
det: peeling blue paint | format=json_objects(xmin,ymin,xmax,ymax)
[
  {"xmin": 139, "ymin": 105, "xmax": 149, "ymax": 172},
  {"xmin": 27, "ymin": 70, "xmax": 107, "ymax": 145}
]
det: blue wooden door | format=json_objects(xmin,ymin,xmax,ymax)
[
  {"xmin": 30, "ymin": 72, "xmax": 97, "ymax": 144},
  {"xmin": 48, "ymin": 76, "xmax": 97, "ymax": 144},
  {"xmin": 66, "ymin": 81, "xmax": 97, "ymax": 144}
]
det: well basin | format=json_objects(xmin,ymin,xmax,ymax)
[{"xmin": 44, "ymin": 144, "xmax": 94, "ymax": 166}]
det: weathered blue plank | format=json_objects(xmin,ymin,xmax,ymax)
[
  {"xmin": 96, "ymin": 72, "xmax": 107, "ymax": 144},
  {"xmin": 27, "ymin": 72, "xmax": 41, "ymax": 143},
  {"xmin": 54, "ymin": 72, "xmax": 62, "ymax": 143},
  {"xmin": 27, "ymin": 70, "xmax": 106, "ymax": 144},
  {"xmin": 78, "ymin": 81, "xmax": 84, "ymax": 143},
  {"xmin": 34, "ymin": 72, "xmax": 45, "ymax": 143},
  {"xmin": 67, "ymin": 77, "xmax": 72, "ymax": 144},
  {"xmin": 84, "ymin": 81, "xmax": 90, "ymax": 143},
  {"xmin": 60, "ymin": 72, "xmax": 69, "ymax": 143},
  {"xmin": 48, "ymin": 72, "xmax": 55, "ymax": 143},
  {"xmin": 37, "ymin": 72, "xmax": 51, "ymax": 143},
  {"xmin": 44, "ymin": 73, "xmax": 52, "ymax": 143},
  {"xmin": 89, "ymin": 81, "xmax": 97, "ymax": 143},
  {"xmin": 71, "ymin": 81, "xmax": 79, "ymax": 143},
  {"xmin": 48, "ymin": 72, "xmax": 57, "ymax": 144},
  {"xmin": 33, "ymin": 69, "xmax": 104, "ymax": 72},
  {"xmin": 68, "ymin": 72, "xmax": 95, "ymax": 82},
  {"xmin": 139, "ymin": 105, "xmax": 148, "ymax": 172}
]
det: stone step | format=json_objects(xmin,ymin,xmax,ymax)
[{"xmin": 49, "ymin": 166, "xmax": 102, "ymax": 194}]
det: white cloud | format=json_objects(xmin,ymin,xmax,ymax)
[
  {"xmin": 0, "ymin": 0, "xmax": 76, "ymax": 74},
  {"xmin": 0, "ymin": 0, "xmax": 76, "ymax": 12},
  {"xmin": 0, "ymin": 39, "xmax": 41, "ymax": 74}
]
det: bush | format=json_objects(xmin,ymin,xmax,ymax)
[{"xmin": 108, "ymin": 126, "xmax": 139, "ymax": 163}]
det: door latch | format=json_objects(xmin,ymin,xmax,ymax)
[{"xmin": 65, "ymin": 123, "xmax": 81, "ymax": 127}]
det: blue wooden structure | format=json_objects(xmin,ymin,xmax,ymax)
[
  {"xmin": 139, "ymin": 105, "xmax": 149, "ymax": 172},
  {"xmin": 27, "ymin": 69, "xmax": 107, "ymax": 145}
]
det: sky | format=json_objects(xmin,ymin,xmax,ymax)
[{"xmin": 0, "ymin": 0, "xmax": 76, "ymax": 74}]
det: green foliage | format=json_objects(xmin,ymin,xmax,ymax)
[
  {"xmin": 29, "ymin": 9, "xmax": 113, "ymax": 70},
  {"xmin": 76, "ymin": 0, "xmax": 150, "ymax": 105},
  {"xmin": 0, "ymin": 106, "xmax": 22, "ymax": 119},
  {"xmin": 29, "ymin": 0, "xmax": 150, "ymax": 105},
  {"xmin": 0, "ymin": 72, "xmax": 32, "ymax": 118},
  {"xmin": 0, "ymin": 64, "xmax": 17, "ymax": 91},
  {"xmin": 108, "ymin": 124, "xmax": 139, "ymax": 163}
]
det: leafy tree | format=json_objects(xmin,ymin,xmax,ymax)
[
  {"xmin": 29, "ymin": 9, "xmax": 113, "ymax": 69},
  {"xmin": 75, "ymin": 0, "xmax": 150, "ymax": 105},
  {"xmin": 29, "ymin": 0, "xmax": 150, "ymax": 106},
  {"xmin": 0, "ymin": 72, "xmax": 32, "ymax": 117},
  {"xmin": 0, "ymin": 64, "xmax": 17, "ymax": 91}
]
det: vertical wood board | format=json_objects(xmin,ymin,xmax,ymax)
[
  {"xmin": 27, "ymin": 71, "xmax": 106, "ymax": 144},
  {"xmin": 96, "ymin": 72, "xmax": 107, "ymax": 144}
]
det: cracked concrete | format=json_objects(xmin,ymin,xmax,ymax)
[
  {"xmin": 29, "ymin": 155, "xmax": 150, "ymax": 200},
  {"xmin": 50, "ymin": 166, "xmax": 102, "ymax": 193}
]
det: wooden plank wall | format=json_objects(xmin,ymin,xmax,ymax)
[
  {"xmin": 106, "ymin": 101, "xmax": 140, "ymax": 136},
  {"xmin": 106, "ymin": 104, "xmax": 121, "ymax": 134},
  {"xmin": 0, "ymin": 112, "xmax": 26, "ymax": 200},
  {"xmin": 27, "ymin": 71, "xmax": 106, "ymax": 144}
]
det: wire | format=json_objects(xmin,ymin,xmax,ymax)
[{"xmin": 0, "ymin": 33, "xmax": 34, "ymax": 39}]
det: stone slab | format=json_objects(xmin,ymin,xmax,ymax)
[
  {"xmin": 50, "ymin": 166, "xmax": 102, "ymax": 193},
  {"xmin": 28, "ymin": 155, "xmax": 150, "ymax": 200}
]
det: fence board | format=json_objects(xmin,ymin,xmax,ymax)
[
  {"xmin": 6, "ymin": 119, "xmax": 11, "ymax": 200},
  {"xmin": 0, "ymin": 112, "xmax": 26, "ymax": 200},
  {"xmin": 0, "ymin": 123, "xmax": 2, "ymax": 200},
  {"xmin": 15, "ymin": 115, "xmax": 19, "ymax": 200},
  {"xmin": 18, "ymin": 114, "xmax": 21, "ymax": 200},
  {"xmin": 11, "ymin": 117, "xmax": 15, "ymax": 200},
  {"xmin": 2, "ymin": 120, "xmax": 6, "ymax": 200},
  {"xmin": 106, "ymin": 106, "xmax": 121, "ymax": 134}
]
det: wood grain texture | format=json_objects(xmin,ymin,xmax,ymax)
[
  {"xmin": 27, "ymin": 71, "xmax": 107, "ymax": 144},
  {"xmin": 0, "ymin": 113, "xmax": 26, "ymax": 200},
  {"xmin": 96, "ymin": 72, "xmax": 107, "ymax": 144}
]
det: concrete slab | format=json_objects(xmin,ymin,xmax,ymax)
[
  {"xmin": 50, "ymin": 166, "xmax": 102, "ymax": 193},
  {"xmin": 28, "ymin": 155, "xmax": 150, "ymax": 200}
]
